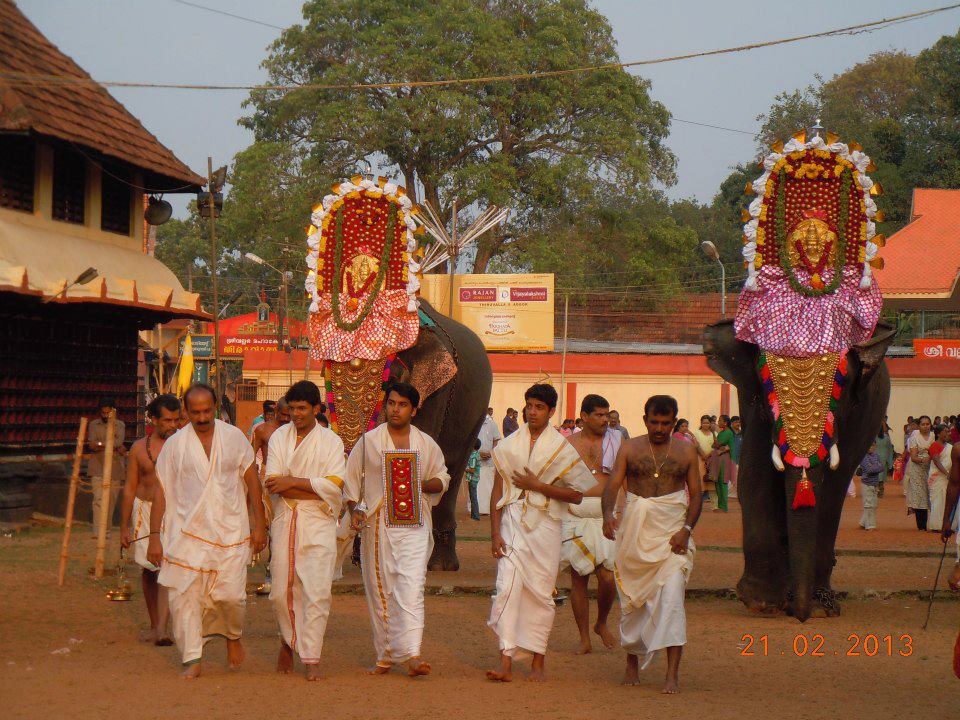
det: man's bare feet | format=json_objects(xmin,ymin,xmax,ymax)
[
  {"xmin": 574, "ymin": 639, "xmax": 592, "ymax": 655},
  {"xmin": 366, "ymin": 663, "xmax": 391, "ymax": 675},
  {"xmin": 180, "ymin": 663, "xmax": 201, "ymax": 679},
  {"xmin": 226, "ymin": 639, "xmax": 245, "ymax": 669},
  {"xmin": 621, "ymin": 655, "xmax": 640, "ymax": 686},
  {"xmin": 140, "ymin": 629, "xmax": 157, "ymax": 643},
  {"xmin": 277, "ymin": 642, "xmax": 293, "ymax": 674},
  {"xmin": 593, "ymin": 622, "xmax": 617, "ymax": 649},
  {"xmin": 527, "ymin": 654, "xmax": 545, "ymax": 682},
  {"xmin": 662, "ymin": 675, "xmax": 680, "ymax": 694},
  {"xmin": 486, "ymin": 653, "xmax": 512, "ymax": 682},
  {"xmin": 305, "ymin": 664, "xmax": 323, "ymax": 681},
  {"xmin": 407, "ymin": 658, "xmax": 431, "ymax": 677},
  {"xmin": 154, "ymin": 637, "xmax": 173, "ymax": 647}
]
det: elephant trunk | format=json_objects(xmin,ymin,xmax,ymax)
[{"xmin": 784, "ymin": 467, "xmax": 820, "ymax": 622}]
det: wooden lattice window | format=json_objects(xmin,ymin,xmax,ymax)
[
  {"xmin": 0, "ymin": 136, "xmax": 35, "ymax": 212},
  {"xmin": 52, "ymin": 147, "xmax": 86, "ymax": 224},
  {"xmin": 101, "ymin": 164, "xmax": 131, "ymax": 235}
]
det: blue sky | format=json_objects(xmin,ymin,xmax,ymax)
[{"xmin": 17, "ymin": 0, "xmax": 959, "ymax": 216}]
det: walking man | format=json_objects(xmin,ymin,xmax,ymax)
[
  {"xmin": 147, "ymin": 384, "xmax": 268, "ymax": 678},
  {"xmin": 474, "ymin": 406, "xmax": 501, "ymax": 515},
  {"xmin": 562, "ymin": 393, "xmax": 620, "ymax": 654},
  {"xmin": 345, "ymin": 383, "xmax": 450, "ymax": 677},
  {"xmin": 486, "ymin": 383, "xmax": 596, "ymax": 682},
  {"xmin": 264, "ymin": 381, "xmax": 346, "ymax": 681},
  {"xmin": 603, "ymin": 395, "xmax": 701, "ymax": 693},
  {"xmin": 120, "ymin": 394, "xmax": 180, "ymax": 645}
]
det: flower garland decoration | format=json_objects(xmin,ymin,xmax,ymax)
[
  {"xmin": 741, "ymin": 132, "xmax": 884, "ymax": 293},
  {"xmin": 772, "ymin": 168, "xmax": 851, "ymax": 297},
  {"xmin": 305, "ymin": 176, "xmax": 422, "ymax": 316},
  {"xmin": 329, "ymin": 205, "xmax": 396, "ymax": 331}
]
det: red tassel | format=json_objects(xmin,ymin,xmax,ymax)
[{"xmin": 792, "ymin": 472, "xmax": 816, "ymax": 509}]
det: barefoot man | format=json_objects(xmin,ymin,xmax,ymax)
[
  {"xmin": 941, "ymin": 442, "xmax": 960, "ymax": 592},
  {"xmin": 147, "ymin": 384, "xmax": 268, "ymax": 678},
  {"xmin": 602, "ymin": 395, "xmax": 701, "ymax": 693},
  {"xmin": 264, "ymin": 381, "xmax": 346, "ymax": 681},
  {"xmin": 562, "ymin": 393, "xmax": 621, "ymax": 654},
  {"xmin": 253, "ymin": 398, "xmax": 290, "ymax": 479},
  {"xmin": 344, "ymin": 382, "xmax": 449, "ymax": 677},
  {"xmin": 487, "ymin": 383, "xmax": 596, "ymax": 682},
  {"xmin": 120, "ymin": 394, "xmax": 181, "ymax": 646}
]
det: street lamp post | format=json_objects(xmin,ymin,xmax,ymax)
[{"xmin": 700, "ymin": 240, "xmax": 726, "ymax": 318}]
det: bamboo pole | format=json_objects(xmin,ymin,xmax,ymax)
[
  {"xmin": 93, "ymin": 410, "xmax": 116, "ymax": 578},
  {"xmin": 58, "ymin": 417, "xmax": 88, "ymax": 586}
]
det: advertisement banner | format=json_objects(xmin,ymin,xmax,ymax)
[
  {"xmin": 421, "ymin": 273, "xmax": 554, "ymax": 351},
  {"xmin": 913, "ymin": 339, "xmax": 960, "ymax": 360}
]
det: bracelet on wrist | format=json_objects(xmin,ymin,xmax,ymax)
[{"xmin": 683, "ymin": 524, "xmax": 693, "ymax": 533}]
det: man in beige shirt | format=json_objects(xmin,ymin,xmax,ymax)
[{"xmin": 87, "ymin": 398, "xmax": 127, "ymax": 538}]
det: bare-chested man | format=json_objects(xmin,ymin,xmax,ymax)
[
  {"xmin": 602, "ymin": 394, "xmax": 701, "ymax": 693},
  {"xmin": 563, "ymin": 393, "xmax": 620, "ymax": 654},
  {"xmin": 253, "ymin": 398, "xmax": 290, "ymax": 479},
  {"xmin": 120, "ymin": 394, "xmax": 181, "ymax": 645}
]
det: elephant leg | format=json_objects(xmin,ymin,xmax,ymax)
[
  {"xmin": 429, "ymin": 486, "xmax": 461, "ymax": 572},
  {"xmin": 737, "ymin": 434, "xmax": 790, "ymax": 614}
]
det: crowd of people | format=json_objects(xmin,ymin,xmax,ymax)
[{"xmin": 80, "ymin": 386, "xmax": 960, "ymax": 693}]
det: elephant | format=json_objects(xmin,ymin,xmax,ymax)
[
  {"xmin": 703, "ymin": 319, "xmax": 896, "ymax": 621},
  {"xmin": 388, "ymin": 299, "xmax": 493, "ymax": 571}
]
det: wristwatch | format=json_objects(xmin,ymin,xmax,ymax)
[{"xmin": 683, "ymin": 524, "xmax": 693, "ymax": 533}]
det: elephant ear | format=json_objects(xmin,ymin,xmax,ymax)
[
  {"xmin": 703, "ymin": 321, "xmax": 760, "ymax": 389},
  {"xmin": 846, "ymin": 322, "xmax": 896, "ymax": 404}
]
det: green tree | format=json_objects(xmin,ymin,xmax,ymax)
[{"xmin": 242, "ymin": 0, "xmax": 675, "ymax": 273}]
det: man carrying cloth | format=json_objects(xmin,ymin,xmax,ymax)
[
  {"xmin": 120, "ymin": 394, "xmax": 181, "ymax": 646},
  {"xmin": 345, "ymin": 382, "xmax": 449, "ymax": 677},
  {"xmin": 602, "ymin": 394, "xmax": 701, "ymax": 693},
  {"xmin": 147, "ymin": 384, "xmax": 268, "ymax": 679},
  {"xmin": 562, "ymin": 393, "xmax": 621, "ymax": 655},
  {"xmin": 487, "ymin": 383, "xmax": 596, "ymax": 682},
  {"xmin": 263, "ymin": 381, "xmax": 345, "ymax": 681}
]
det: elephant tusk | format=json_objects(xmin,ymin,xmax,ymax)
[
  {"xmin": 829, "ymin": 444, "xmax": 840, "ymax": 470},
  {"xmin": 771, "ymin": 445, "xmax": 785, "ymax": 471}
]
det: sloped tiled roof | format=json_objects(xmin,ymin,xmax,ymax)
[
  {"xmin": 0, "ymin": 0, "xmax": 204, "ymax": 190},
  {"xmin": 874, "ymin": 189, "xmax": 960, "ymax": 299}
]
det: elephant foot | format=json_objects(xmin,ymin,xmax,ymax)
[
  {"xmin": 427, "ymin": 529, "xmax": 460, "ymax": 571},
  {"xmin": 737, "ymin": 575, "xmax": 787, "ymax": 615}
]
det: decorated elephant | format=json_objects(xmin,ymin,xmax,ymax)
[
  {"xmin": 303, "ymin": 176, "xmax": 491, "ymax": 572},
  {"xmin": 707, "ymin": 127, "xmax": 891, "ymax": 620},
  {"xmin": 704, "ymin": 319, "xmax": 894, "ymax": 620}
]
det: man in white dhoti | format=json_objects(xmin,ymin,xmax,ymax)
[
  {"xmin": 941, "ymin": 442, "xmax": 960, "ymax": 591},
  {"xmin": 120, "ymin": 394, "xmax": 180, "ymax": 646},
  {"xmin": 345, "ymin": 382, "xmax": 449, "ymax": 677},
  {"xmin": 562, "ymin": 393, "xmax": 621, "ymax": 654},
  {"xmin": 147, "ymin": 384, "xmax": 268, "ymax": 679},
  {"xmin": 486, "ymin": 383, "xmax": 596, "ymax": 682},
  {"xmin": 470, "ymin": 407, "xmax": 501, "ymax": 515},
  {"xmin": 263, "ymin": 381, "xmax": 346, "ymax": 681},
  {"xmin": 602, "ymin": 395, "xmax": 702, "ymax": 693}
]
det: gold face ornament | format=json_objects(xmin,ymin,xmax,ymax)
[
  {"xmin": 341, "ymin": 251, "xmax": 380, "ymax": 310},
  {"xmin": 787, "ymin": 217, "xmax": 837, "ymax": 291}
]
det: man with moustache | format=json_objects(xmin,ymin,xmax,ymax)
[
  {"xmin": 120, "ymin": 394, "xmax": 181, "ymax": 646},
  {"xmin": 147, "ymin": 384, "xmax": 268, "ymax": 678},
  {"xmin": 263, "ymin": 381, "xmax": 346, "ymax": 681}
]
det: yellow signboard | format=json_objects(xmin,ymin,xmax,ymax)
[{"xmin": 420, "ymin": 273, "xmax": 554, "ymax": 351}]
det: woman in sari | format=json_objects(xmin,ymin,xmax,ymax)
[
  {"xmin": 927, "ymin": 425, "xmax": 953, "ymax": 533},
  {"xmin": 714, "ymin": 414, "xmax": 735, "ymax": 513},
  {"xmin": 672, "ymin": 418, "xmax": 695, "ymax": 444},
  {"xmin": 905, "ymin": 415, "xmax": 934, "ymax": 530}
]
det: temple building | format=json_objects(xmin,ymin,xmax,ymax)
[{"xmin": 0, "ymin": 0, "xmax": 207, "ymax": 521}]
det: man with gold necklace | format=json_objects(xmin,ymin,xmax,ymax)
[{"xmin": 603, "ymin": 395, "xmax": 701, "ymax": 693}]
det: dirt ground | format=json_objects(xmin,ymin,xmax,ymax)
[{"xmin": 2, "ymin": 477, "xmax": 958, "ymax": 719}]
